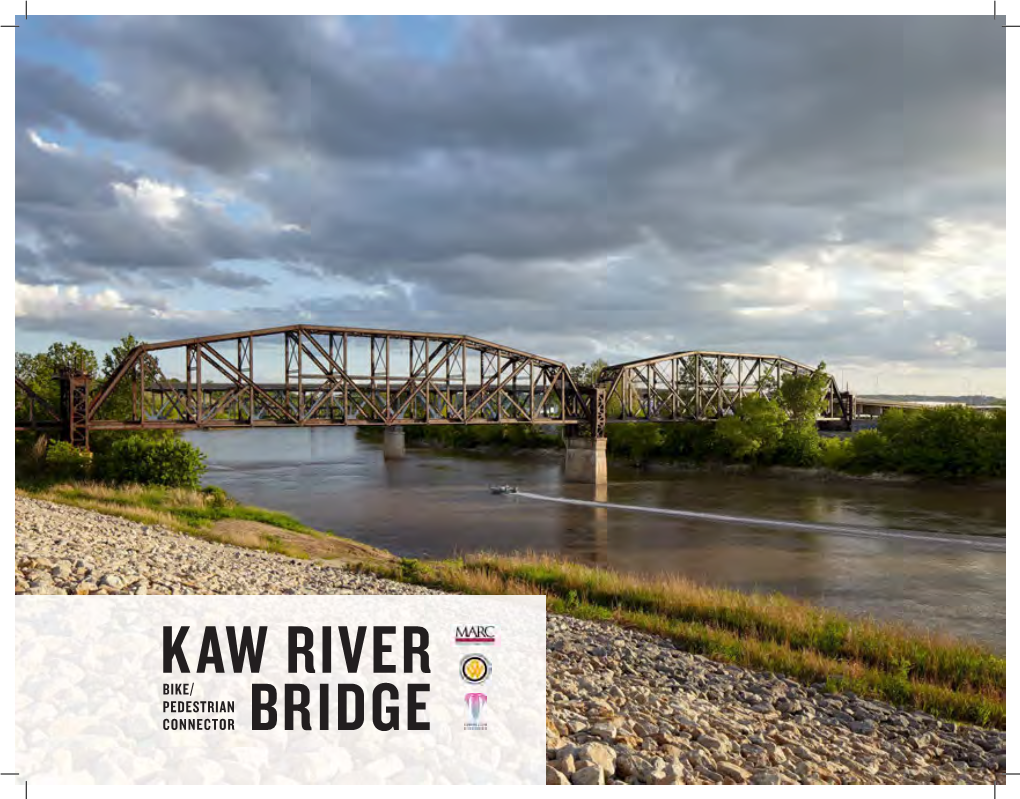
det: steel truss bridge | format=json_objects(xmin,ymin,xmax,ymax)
[
  {"xmin": 598, "ymin": 351, "xmax": 852, "ymax": 427},
  {"xmin": 15, "ymin": 324, "xmax": 855, "ymax": 448}
]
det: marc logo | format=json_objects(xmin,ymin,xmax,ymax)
[{"xmin": 454, "ymin": 624, "xmax": 496, "ymax": 645}]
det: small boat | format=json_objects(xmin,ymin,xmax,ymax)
[{"xmin": 489, "ymin": 484, "xmax": 519, "ymax": 495}]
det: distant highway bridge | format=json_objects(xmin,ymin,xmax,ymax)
[{"xmin": 12, "ymin": 324, "xmax": 957, "ymax": 483}]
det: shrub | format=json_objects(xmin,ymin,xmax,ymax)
[
  {"xmin": 844, "ymin": 429, "xmax": 890, "ymax": 473},
  {"xmin": 97, "ymin": 434, "xmax": 207, "ymax": 488},
  {"xmin": 15, "ymin": 433, "xmax": 51, "ymax": 479},
  {"xmin": 713, "ymin": 396, "xmax": 787, "ymax": 463},
  {"xmin": 202, "ymin": 485, "xmax": 232, "ymax": 508},
  {"xmin": 45, "ymin": 441, "xmax": 93, "ymax": 480},
  {"xmin": 775, "ymin": 421, "xmax": 822, "ymax": 467},
  {"xmin": 606, "ymin": 423, "xmax": 663, "ymax": 465},
  {"xmin": 660, "ymin": 422, "xmax": 716, "ymax": 462},
  {"xmin": 874, "ymin": 406, "xmax": 1003, "ymax": 478},
  {"xmin": 836, "ymin": 407, "xmax": 1006, "ymax": 479},
  {"xmin": 818, "ymin": 436, "xmax": 853, "ymax": 470}
]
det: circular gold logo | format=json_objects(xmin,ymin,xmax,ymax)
[{"xmin": 460, "ymin": 654, "xmax": 491, "ymax": 684}]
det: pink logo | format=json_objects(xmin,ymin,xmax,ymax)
[{"xmin": 464, "ymin": 692, "xmax": 487, "ymax": 730}]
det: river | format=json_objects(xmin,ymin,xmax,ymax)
[{"xmin": 186, "ymin": 427, "xmax": 1006, "ymax": 653}]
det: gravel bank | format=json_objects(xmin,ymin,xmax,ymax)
[{"xmin": 15, "ymin": 496, "xmax": 1005, "ymax": 785}]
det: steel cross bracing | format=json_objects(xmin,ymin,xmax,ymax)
[
  {"xmin": 76, "ymin": 326, "xmax": 592, "ymax": 440},
  {"xmin": 15, "ymin": 328, "xmax": 854, "ymax": 447},
  {"xmin": 597, "ymin": 351, "xmax": 852, "ymax": 425}
]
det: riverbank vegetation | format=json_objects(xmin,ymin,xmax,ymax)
[
  {"xmin": 358, "ymin": 368, "xmax": 1005, "ymax": 480},
  {"xmin": 18, "ymin": 431, "xmax": 209, "ymax": 488},
  {"xmin": 608, "ymin": 404, "xmax": 1005, "ymax": 480},
  {"xmin": 356, "ymin": 552, "xmax": 1005, "ymax": 728},
  {"xmin": 17, "ymin": 335, "xmax": 215, "ymax": 488},
  {"xmin": 17, "ymin": 481, "xmax": 393, "ymax": 565}
]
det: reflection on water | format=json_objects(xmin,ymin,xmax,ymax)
[{"xmin": 186, "ymin": 427, "xmax": 1006, "ymax": 652}]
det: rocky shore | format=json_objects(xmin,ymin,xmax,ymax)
[{"xmin": 15, "ymin": 496, "xmax": 1006, "ymax": 785}]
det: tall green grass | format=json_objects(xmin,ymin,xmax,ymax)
[
  {"xmin": 356, "ymin": 553, "xmax": 1005, "ymax": 729},
  {"xmin": 465, "ymin": 554, "xmax": 1004, "ymax": 694}
]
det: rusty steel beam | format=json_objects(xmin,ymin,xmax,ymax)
[{"xmin": 121, "ymin": 324, "xmax": 564, "ymax": 365}]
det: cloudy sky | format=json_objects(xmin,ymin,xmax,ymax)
[{"xmin": 15, "ymin": 15, "xmax": 1005, "ymax": 395}]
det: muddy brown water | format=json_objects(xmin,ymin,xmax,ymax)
[{"xmin": 186, "ymin": 428, "xmax": 1006, "ymax": 653}]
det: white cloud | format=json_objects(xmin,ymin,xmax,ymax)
[
  {"xmin": 723, "ymin": 260, "xmax": 839, "ymax": 316},
  {"xmin": 932, "ymin": 333, "xmax": 978, "ymax": 357},
  {"xmin": 15, "ymin": 283, "xmax": 132, "ymax": 318},
  {"xmin": 721, "ymin": 218, "xmax": 1003, "ymax": 324},
  {"xmin": 28, "ymin": 129, "xmax": 67, "ymax": 154},
  {"xmin": 13, "ymin": 282, "xmax": 203, "ymax": 339},
  {"xmin": 900, "ymin": 220, "xmax": 1006, "ymax": 305},
  {"xmin": 112, "ymin": 178, "xmax": 187, "ymax": 222}
]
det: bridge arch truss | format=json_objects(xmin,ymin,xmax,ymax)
[
  {"xmin": 36, "ymin": 325, "xmax": 593, "ymax": 447},
  {"xmin": 597, "ymin": 350, "xmax": 852, "ymax": 425}
]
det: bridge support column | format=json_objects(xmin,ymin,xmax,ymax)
[
  {"xmin": 383, "ymin": 426, "xmax": 406, "ymax": 460},
  {"xmin": 564, "ymin": 437, "xmax": 607, "ymax": 485},
  {"xmin": 57, "ymin": 369, "xmax": 91, "ymax": 450}
]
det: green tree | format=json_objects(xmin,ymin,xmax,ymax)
[
  {"xmin": 45, "ymin": 441, "xmax": 94, "ymax": 480},
  {"xmin": 844, "ymin": 429, "xmax": 890, "ymax": 473},
  {"xmin": 713, "ymin": 396, "xmax": 787, "ymax": 463},
  {"xmin": 778, "ymin": 363, "xmax": 831, "ymax": 424},
  {"xmin": 836, "ymin": 406, "xmax": 1004, "ymax": 479},
  {"xmin": 95, "ymin": 334, "xmax": 161, "ymax": 421},
  {"xmin": 16, "ymin": 342, "xmax": 99, "ymax": 410},
  {"xmin": 570, "ymin": 359, "xmax": 609, "ymax": 387},
  {"xmin": 101, "ymin": 334, "xmax": 146, "ymax": 379},
  {"xmin": 818, "ymin": 436, "xmax": 853, "ymax": 470},
  {"xmin": 772, "ymin": 363, "xmax": 831, "ymax": 467}
]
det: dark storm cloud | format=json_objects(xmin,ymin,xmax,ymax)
[
  {"xmin": 16, "ymin": 59, "xmax": 136, "ymax": 139},
  {"xmin": 14, "ymin": 15, "xmax": 1005, "ymax": 380},
  {"xmin": 22, "ymin": 15, "xmax": 1004, "ymax": 268}
]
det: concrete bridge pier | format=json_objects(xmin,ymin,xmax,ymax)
[
  {"xmin": 564, "ymin": 437, "xmax": 607, "ymax": 485},
  {"xmin": 382, "ymin": 426, "xmax": 406, "ymax": 460}
]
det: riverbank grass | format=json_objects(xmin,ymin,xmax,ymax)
[
  {"xmin": 16, "ymin": 482, "xmax": 394, "ymax": 565},
  {"xmin": 355, "ymin": 553, "xmax": 1005, "ymax": 729}
]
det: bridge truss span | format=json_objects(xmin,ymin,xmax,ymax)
[
  {"xmin": 597, "ymin": 350, "xmax": 852, "ymax": 426},
  {"xmin": 15, "ymin": 328, "xmax": 858, "ymax": 453},
  {"xmin": 75, "ymin": 325, "xmax": 593, "ymax": 446}
]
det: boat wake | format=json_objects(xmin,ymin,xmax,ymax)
[{"xmin": 512, "ymin": 492, "xmax": 1006, "ymax": 552}]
